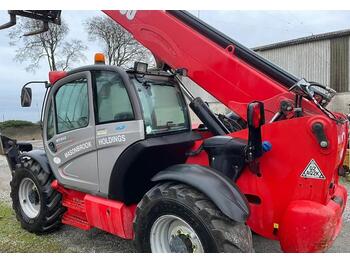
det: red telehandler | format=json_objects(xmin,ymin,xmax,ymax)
[{"xmin": 0, "ymin": 10, "xmax": 348, "ymax": 252}]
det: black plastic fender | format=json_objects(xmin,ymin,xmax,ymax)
[
  {"xmin": 152, "ymin": 164, "xmax": 250, "ymax": 222},
  {"xmin": 19, "ymin": 149, "xmax": 51, "ymax": 174}
]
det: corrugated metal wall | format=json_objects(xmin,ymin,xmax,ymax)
[
  {"xmin": 330, "ymin": 37, "xmax": 349, "ymax": 92},
  {"xmin": 256, "ymin": 36, "xmax": 350, "ymax": 113},
  {"xmin": 256, "ymin": 40, "xmax": 331, "ymax": 87},
  {"xmin": 256, "ymin": 36, "xmax": 350, "ymax": 93}
]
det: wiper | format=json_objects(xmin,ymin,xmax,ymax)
[
  {"xmin": 57, "ymin": 115, "xmax": 74, "ymax": 129},
  {"xmin": 144, "ymin": 80, "xmax": 174, "ymax": 86},
  {"xmin": 65, "ymin": 115, "xmax": 74, "ymax": 128}
]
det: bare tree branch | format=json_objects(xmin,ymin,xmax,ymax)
[
  {"xmin": 8, "ymin": 18, "xmax": 87, "ymax": 73},
  {"xmin": 84, "ymin": 16, "xmax": 154, "ymax": 68}
]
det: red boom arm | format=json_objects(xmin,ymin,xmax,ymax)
[{"xmin": 103, "ymin": 10, "xmax": 319, "ymax": 120}]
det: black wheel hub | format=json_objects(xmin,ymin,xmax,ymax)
[
  {"xmin": 28, "ymin": 189, "xmax": 39, "ymax": 205},
  {"xmin": 169, "ymin": 233, "xmax": 194, "ymax": 253}
]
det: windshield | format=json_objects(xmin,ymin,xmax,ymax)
[{"xmin": 132, "ymin": 77, "xmax": 190, "ymax": 135}]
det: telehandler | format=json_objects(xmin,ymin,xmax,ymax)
[{"xmin": 0, "ymin": 10, "xmax": 348, "ymax": 252}]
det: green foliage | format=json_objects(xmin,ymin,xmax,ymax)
[{"xmin": 0, "ymin": 120, "xmax": 37, "ymax": 129}]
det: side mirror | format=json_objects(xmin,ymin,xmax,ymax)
[
  {"xmin": 21, "ymin": 86, "xmax": 32, "ymax": 107},
  {"xmin": 247, "ymin": 101, "xmax": 265, "ymax": 129},
  {"xmin": 246, "ymin": 101, "xmax": 265, "ymax": 161}
]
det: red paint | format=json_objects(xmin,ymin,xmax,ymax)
[
  {"xmin": 49, "ymin": 71, "xmax": 67, "ymax": 85},
  {"xmin": 45, "ymin": 10, "xmax": 348, "ymax": 252},
  {"xmin": 237, "ymin": 114, "xmax": 348, "ymax": 250},
  {"xmin": 51, "ymin": 180, "xmax": 136, "ymax": 239},
  {"xmin": 186, "ymin": 114, "xmax": 348, "ymax": 252},
  {"xmin": 84, "ymin": 195, "xmax": 136, "ymax": 239},
  {"xmin": 279, "ymin": 184, "xmax": 347, "ymax": 252},
  {"xmin": 251, "ymin": 102, "xmax": 262, "ymax": 128},
  {"xmin": 101, "ymin": 10, "xmax": 348, "ymax": 252}
]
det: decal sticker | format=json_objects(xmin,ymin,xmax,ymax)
[
  {"xmin": 300, "ymin": 159, "xmax": 326, "ymax": 179},
  {"xmin": 56, "ymin": 136, "xmax": 67, "ymax": 144},
  {"xmin": 119, "ymin": 10, "xmax": 137, "ymax": 20},
  {"xmin": 64, "ymin": 141, "xmax": 92, "ymax": 159},
  {"xmin": 53, "ymin": 157, "xmax": 61, "ymax": 164},
  {"xmin": 115, "ymin": 124, "xmax": 127, "ymax": 131},
  {"xmin": 97, "ymin": 129, "xmax": 108, "ymax": 136},
  {"xmin": 98, "ymin": 135, "xmax": 126, "ymax": 146},
  {"xmin": 146, "ymin": 126, "xmax": 152, "ymax": 134}
]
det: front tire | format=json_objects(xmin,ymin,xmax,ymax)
[
  {"xmin": 134, "ymin": 182, "xmax": 253, "ymax": 253},
  {"xmin": 10, "ymin": 159, "xmax": 65, "ymax": 234}
]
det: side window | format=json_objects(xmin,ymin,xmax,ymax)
[
  {"xmin": 94, "ymin": 71, "xmax": 134, "ymax": 124},
  {"xmin": 132, "ymin": 79, "xmax": 190, "ymax": 135},
  {"xmin": 46, "ymin": 101, "xmax": 54, "ymax": 140},
  {"xmin": 55, "ymin": 78, "xmax": 89, "ymax": 134}
]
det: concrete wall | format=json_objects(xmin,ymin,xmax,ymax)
[{"xmin": 328, "ymin": 93, "xmax": 350, "ymax": 114}]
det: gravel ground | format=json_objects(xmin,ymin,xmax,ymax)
[{"xmin": 0, "ymin": 142, "xmax": 349, "ymax": 252}]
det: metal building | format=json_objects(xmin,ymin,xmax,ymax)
[{"xmin": 253, "ymin": 29, "xmax": 350, "ymax": 113}]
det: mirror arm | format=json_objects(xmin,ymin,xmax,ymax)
[{"xmin": 22, "ymin": 80, "xmax": 49, "ymax": 88}]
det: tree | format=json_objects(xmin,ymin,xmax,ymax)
[
  {"xmin": 84, "ymin": 16, "xmax": 153, "ymax": 67},
  {"xmin": 9, "ymin": 18, "xmax": 87, "ymax": 72}
]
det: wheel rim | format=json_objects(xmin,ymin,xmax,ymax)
[
  {"xmin": 18, "ymin": 178, "xmax": 41, "ymax": 219},
  {"xmin": 150, "ymin": 214, "xmax": 204, "ymax": 253}
]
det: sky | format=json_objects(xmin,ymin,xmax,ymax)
[{"xmin": 0, "ymin": 10, "xmax": 350, "ymax": 122}]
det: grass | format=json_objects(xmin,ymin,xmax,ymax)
[
  {"xmin": 0, "ymin": 202, "xmax": 66, "ymax": 252},
  {"xmin": 0, "ymin": 120, "xmax": 38, "ymax": 129}
]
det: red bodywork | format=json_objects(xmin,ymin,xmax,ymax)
[
  {"xmin": 52, "ymin": 180, "xmax": 136, "ymax": 239},
  {"xmin": 49, "ymin": 71, "xmax": 67, "ymax": 85},
  {"xmin": 186, "ymin": 114, "xmax": 348, "ymax": 252},
  {"xmin": 50, "ymin": 11, "xmax": 348, "ymax": 252}
]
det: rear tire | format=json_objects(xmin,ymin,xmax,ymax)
[
  {"xmin": 134, "ymin": 182, "xmax": 253, "ymax": 253},
  {"xmin": 10, "ymin": 158, "xmax": 65, "ymax": 234}
]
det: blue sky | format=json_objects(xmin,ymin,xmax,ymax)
[{"xmin": 0, "ymin": 10, "xmax": 350, "ymax": 122}]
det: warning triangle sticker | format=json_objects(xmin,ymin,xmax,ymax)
[{"xmin": 300, "ymin": 159, "xmax": 326, "ymax": 179}]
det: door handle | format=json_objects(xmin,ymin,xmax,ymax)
[{"xmin": 48, "ymin": 142, "xmax": 57, "ymax": 153}]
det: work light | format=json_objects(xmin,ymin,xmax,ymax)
[{"xmin": 134, "ymin": 62, "xmax": 148, "ymax": 73}]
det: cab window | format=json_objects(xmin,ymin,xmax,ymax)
[
  {"xmin": 132, "ymin": 78, "xmax": 190, "ymax": 135},
  {"xmin": 94, "ymin": 71, "xmax": 134, "ymax": 124},
  {"xmin": 55, "ymin": 78, "xmax": 89, "ymax": 134}
]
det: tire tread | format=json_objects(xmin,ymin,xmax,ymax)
[
  {"xmin": 134, "ymin": 182, "xmax": 253, "ymax": 253},
  {"xmin": 10, "ymin": 158, "xmax": 64, "ymax": 234}
]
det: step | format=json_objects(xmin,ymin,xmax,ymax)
[
  {"xmin": 62, "ymin": 213, "xmax": 91, "ymax": 231},
  {"xmin": 62, "ymin": 197, "xmax": 86, "ymax": 213}
]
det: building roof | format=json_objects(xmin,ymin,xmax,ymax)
[{"xmin": 253, "ymin": 28, "xmax": 350, "ymax": 52}]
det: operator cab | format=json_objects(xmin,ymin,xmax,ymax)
[
  {"xmin": 18, "ymin": 54, "xmax": 200, "ymax": 200},
  {"xmin": 18, "ymin": 54, "xmax": 263, "ymax": 202}
]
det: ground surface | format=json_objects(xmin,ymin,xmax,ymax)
[{"xmin": 0, "ymin": 141, "xmax": 349, "ymax": 252}]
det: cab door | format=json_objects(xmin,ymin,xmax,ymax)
[
  {"xmin": 43, "ymin": 71, "xmax": 99, "ymax": 193},
  {"xmin": 92, "ymin": 69, "xmax": 145, "ymax": 196}
]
